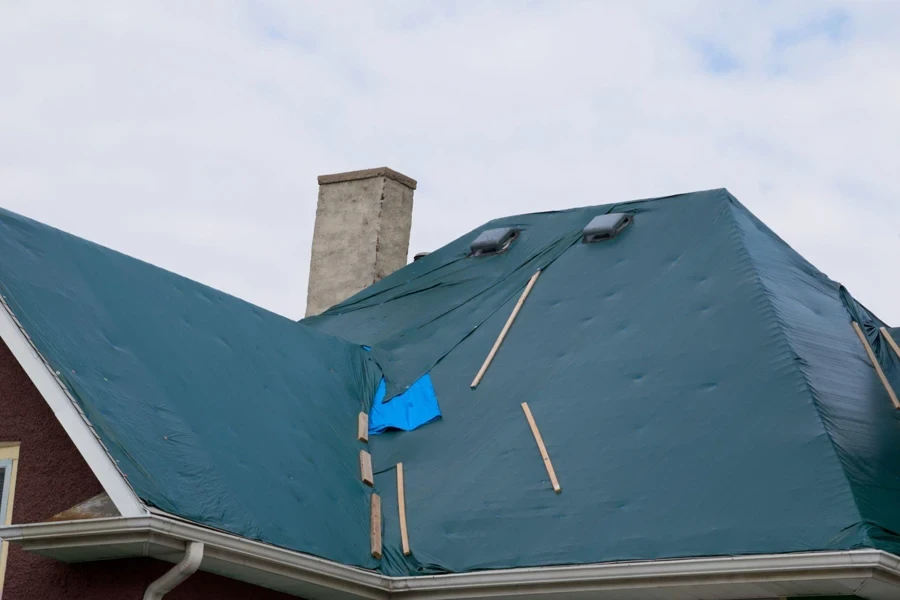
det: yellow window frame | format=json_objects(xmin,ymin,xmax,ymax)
[{"xmin": 0, "ymin": 443, "xmax": 20, "ymax": 596}]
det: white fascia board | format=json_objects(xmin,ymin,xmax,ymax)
[
  {"xmin": 0, "ymin": 515, "xmax": 389, "ymax": 600},
  {"xmin": 390, "ymin": 549, "xmax": 900, "ymax": 597},
  {"xmin": 0, "ymin": 296, "xmax": 146, "ymax": 517},
  {"xmin": 3, "ymin": 515, "xmax": 900, "ymax": 600},
  {"xmin": 150, "ymin": 515, "xmax": 388, "ymax": 597}
]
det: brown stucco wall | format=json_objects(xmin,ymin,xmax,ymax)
[
  {"xmin": 0, "ymin": 338, "xmax": 298, "ymax": 599},
  {"xmin": 0, "ymin": 339, "xmax": 105, "ymax": 525},
  {"xmin": 3, "ymin": 555, "xmax": 300, "ymax": 599}
]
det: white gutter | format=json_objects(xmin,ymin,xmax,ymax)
[
  {"xmin": 390, "ymin": 549, "xmax": 900, "ymax": 598},
  {"xmin": 0, "ymin": 295, "xmax": 146, "ymax": 517},
  {"xmin": 0, "ymin": 516, "xmax": 389, "ymax": 600},
  {"xmin": 144, "ymin": 541, "xmax": 204, "ymax": 600},
  {"xmin": 3, "ymin": 515, "xmax": 900, "ymax": 599}
]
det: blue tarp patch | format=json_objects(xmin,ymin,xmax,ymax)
[{"xmin": 369, "ymin": 373, "xmax": 441, "ymax": 434}]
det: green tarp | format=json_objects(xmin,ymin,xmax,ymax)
[
  {"xmin": 1, "ymin": 189, "xmax": 899, "ymax": 578},
  {"xmin": 306, "ymin": 189, "xmax": 900, "ymax": 575},
  {"xmin": 0, "ymin": 208, "xmax": 381, "ymax": 569}
]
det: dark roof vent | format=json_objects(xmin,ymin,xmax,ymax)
[
  {"xmin": 413, "ymin": 252, "xmax": 430, "ymax": 261},
  {"xmin": 582, "ymin": 213, "xmax": 632, "ymax": 243},
  {"xmin": 470, "ymin": 227, "xmax": 519, "ymax": 257}
]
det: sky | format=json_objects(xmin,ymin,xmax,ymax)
[{"xmin": 1, "ymin": 1, "xmax": 898, "ymax": 322}]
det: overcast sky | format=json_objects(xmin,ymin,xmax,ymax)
[{"xmin": 1, "ymin": 1, "xmax": 898, "ymax": 322}]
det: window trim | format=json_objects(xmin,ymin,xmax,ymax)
[
  {"xmin": 0, "ymin": 443, "xmax": 20, "ymax": 596},
  {"xmin": 0, "ymin": 459, "xmax": 11, "ymax": 526}
]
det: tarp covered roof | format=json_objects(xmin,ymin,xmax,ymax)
[
  {"xmin": 1, "ymin": 189, "xmax": 900, "ymax": 578},
  {"xmin": 305, "ymin": 189, "xmax": 900, "ymax": 576},
  {"xmin": 0, "ymin": 207, "xmax": 380, "ymax": 569}
]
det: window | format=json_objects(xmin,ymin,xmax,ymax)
[
  {"xmin": 0, "ymin": 444, "xmax": 20, "ymax": 597},
  {"xmin": 0, "ymin": 459, "xmax": 10, "ymax": 526}
]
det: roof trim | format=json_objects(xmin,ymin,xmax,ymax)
[
  {"xmin": 0, "ymin": 515, "xmax": 388, "ymax": 600},
  {"xmin": 0, "ymin": 295, "xmax": 146, "ymax": 517},
  {"xmin": 3, "ymin": 514, "xmax": 900, "ymax": 599},
  {"xmin": 392, "ymin": 550, "xmax": 900, "ymax": 597}
]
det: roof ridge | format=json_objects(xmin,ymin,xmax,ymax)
[
  {"xmin": 479, "ymin": 188, "xmax": 731, "ymax": 226},
  {"xmin": 0, "ymin": 205, "xmax": 302, "ymax": 326},
  {"xmin": 721, "ymin": 192, "xmax": 870, "ymax": 543}
]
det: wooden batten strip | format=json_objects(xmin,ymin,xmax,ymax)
[
  {"xmin": 881, "ymin": 327, "xmax": 900, "ymax": 361},
  {"xmin": 852, "ymin": 321, "xmax": 900, "ymax": 409},
  {"xmin": 397, "ymin": 462, "xmax": 411, "ymax": 556},
  {"xmin": 521, "ymin": 402, "xmax": 561, "ymax": 493},
  {"xmin": 357, "ymin": 412, "xmax": 369, "ymax": 443},
  {"xmin": 471, "ymin": 270, "xmax": 542, "ymax": 389},
  {"xmin": 370, "ymin": 492, "xmax": 382, "ymax": 559},
  {"xmin": 359, "ymin": 450, "xmax": 374, "ymax": 486}
]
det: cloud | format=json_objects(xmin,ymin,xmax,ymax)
[
  {"xmin": 693, "ymin": 40, "xmax": 743, "ymax": 74},
  {"xmin": 773, "ymin": 8, "xmax": 852, "ymax": 49},
  {"xmin": 0, "ymin": 0, "xmax": 897, "ymax": 322}
]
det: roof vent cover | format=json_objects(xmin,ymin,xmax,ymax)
[
  {"xmin": 582, "ymin": 213, "xmax": 632, "ymax": 243},
  {"xmin": 470, "ymin": 227, "xmax": 519, "ymax": 256}
]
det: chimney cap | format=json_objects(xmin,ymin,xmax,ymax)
[{"xmin": 317, "ymin": 167, "xmax": 417, "ymax": 190}]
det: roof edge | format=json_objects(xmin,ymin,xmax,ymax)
[
  {"xmin": 483, "ymin": 187, "xmax": 731, "ymax": 225},
  {"xmin": 722, "ymin": 193, "xmax": 876, "ymax": 539},
  {"xmin": 392, "ymin": 549, "xmax": 900, "ymax": 598},
  {"xmin": 0, "ymin": 293, "xmax": 146, "ymax": 518},
  {"xmin": 0, "ymin": 515, "xmax": 389, "ymax": 600},
  {"xmin": 3, "ymin": 514, "xmax": 900, "ymax": 599}
]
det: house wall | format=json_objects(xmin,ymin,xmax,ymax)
[
  {"xmin": 0, "ymin": 338, "xmax": 298, "ymax": 599},
  {"xmin": 3, "ymin": 556, "xmax": 301, "ymax": 600}
]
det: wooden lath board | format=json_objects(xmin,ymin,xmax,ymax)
[
  {"xmin": 370, "ymin": 492, "xmax": 382, "ymax": 559},
  {"xmin": 521, "ymin": 402, "xmax": 561, "ymax": 493},
  {"xmin": 359, "ymin": 450, "xmax": 374, "ymax": 486},
  {"xmin": 397, "ymin": 463, "xmax": 411, "ymax": 556},
  {"xmin": 471, "ymin": 270, "xmax": 541, "ymax": 388},
  {"xmin": 852, "ymin": 321, "xmax": 900, "ymax": 409},
  {"xmin": 357, "ymin": 412, "xmax": 369, "ymax": 443},
  {"xmin": 881, "ymin": 327, "xmax": 900, "ymax": 361}
]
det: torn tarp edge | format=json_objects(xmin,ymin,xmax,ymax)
[{"xmin": 369, "ymin": 373, "xmax": 441, "ymax": 434}]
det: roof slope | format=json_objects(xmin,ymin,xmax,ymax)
[
  {"xmin": 0, "ymin": 208, "xmax": 380, "ymax": 569},
  {"xmin": 3, "ymin": 190, "xmax": 900, "ymax": 580},
  {"xmin": 305, "ymin": 189, "xmax": 900, "ymax": 576}
]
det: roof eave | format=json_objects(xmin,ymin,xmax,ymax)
[
  {"xmin": 3, "ymin": 515, "xmax": 900, "ymax": 600},
  {"xmin": 0, "ymin": 294, "xmax": 146, "ymax": 517},
  {"xmin": 0, "ymin": 515, "xmax": 389, "ymax": 600}
]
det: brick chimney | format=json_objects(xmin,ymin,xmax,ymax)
[{"xmin": 305, "ymin": 167, "xmax": 416, "ymax": 317}]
